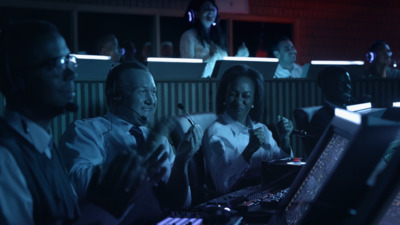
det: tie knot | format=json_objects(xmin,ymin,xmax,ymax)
[{"xmin": 129, "ymin": 126, "xmax": 145, "ymax": 150}]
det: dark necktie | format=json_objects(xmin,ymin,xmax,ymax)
[{"xmin": 129, "ymin": 126, "xmax": 145, "ymax": 150}]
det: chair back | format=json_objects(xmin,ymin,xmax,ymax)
[
  {"xmin": 169, "ymin": 112, "xmax": 218, "ymax": 205},
  {"xmin": 293, "ymin": 106, "xmax": 322, "ymax": 131},
  {"xmin": 293, "ymin": 106, "xmax": 322, "ymax": 158}
]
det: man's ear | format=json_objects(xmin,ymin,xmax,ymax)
[{"xmin": 273, "ymin": 50, "xmax": 280, "ymax": 59}]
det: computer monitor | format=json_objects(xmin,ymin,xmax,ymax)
[
  {"xmin": 381, "ymin": 107, "xmax": 400, "ymax": 122},
  {"xmin": 147, "ymin": 58, "xmax": 207, "ymax": 80},
  {"xmin": 341, "ymin": 141, "xmax": 400, "ymax": 225},
  {"xmin": 211, "ymin": 57, "xmax": 278, "ymax": 80},
  {"xmin": 74, "ymin": 55, "xmax": 113, "ymax": 81},
  {"xmin": 346, "ymin": 102, "xmax": 386, "ymax": 117},
  {"xmin": 269, "ymin": 108, "xmax": 400, "ymax": 225},
  {"xmin": 302, "ymin": 62, "xmax": 365, "ymax": 80}
]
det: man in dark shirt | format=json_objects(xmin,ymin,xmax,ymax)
[
  {"xmin": 307, "ymin": 66, "xmax": 352, "ymax": 155},
  {"xmin": 0, "ymin": 20, "xmax": 144, "ymax": 224}
]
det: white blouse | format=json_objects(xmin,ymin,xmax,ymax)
[
  {"xmin": 179, "ymin": 28, "xmax": 228, "ymax": 78},
  {"xmin": 202, "ymin": 112, "xmax": 288, "ymax": 193}
]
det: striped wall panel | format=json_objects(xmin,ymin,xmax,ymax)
[
  {"xmin": 1, "ymin": 79, "xmax": 398, "ymax": 157},
  {"xmin": 263, "ymin": 79, "xmax": 322, "ymax": 158},
  {"xmin": 52, "ymin": 81, "xmax": 107, "ymax": 144},
  {"xmin": 353, "ymin": 79, "xmax": 400, "ymax": 108},
  {"xmin": 155, "ymin": 79, "xmax": 214, "ymax": 124}
]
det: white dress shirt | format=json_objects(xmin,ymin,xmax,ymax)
[
  {"xmin": 59, "ymin": 112, "xmax": 176, "ymax": 224},
  {"xmin": 202, "ymin": 112, "xmax": 288, "ymax": 193},
  {"xmin": 274, "ymin": 63, "xmax": 304, "ymax": 78}
]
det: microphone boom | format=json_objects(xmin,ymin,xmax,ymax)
[{"xmin": 177, "ymin": 103, "xmax": 195, "ymax": 126}]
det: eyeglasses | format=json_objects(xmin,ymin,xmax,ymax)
[{"xmin": 27, "ymin": 54, "xmax": 78, "ymax": 71}]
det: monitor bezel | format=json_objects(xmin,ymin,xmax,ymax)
[{"xmin": 270, "ymin": 114, "xmax": 400, "ymax": 225}]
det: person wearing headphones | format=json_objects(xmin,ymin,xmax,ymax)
[
  {"xmin": 0, "ymin": 20, "xmax": 145, "ymax": 224},
  {"xmin": 179, "ymin": 0, "xmax": 249, "ymax": 78},
  {"xmin": 96, "ymin": 33, "xmax": 122, "ymax": 64},
  {"xmin": 365, "ymin": 40, "xmax": 400, "ymax": 78},
  {"xmin": 59, "ymin": 61, "xmax": 203, "ymax": 224}
]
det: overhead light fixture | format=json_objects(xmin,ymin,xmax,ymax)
[
  {"xmin": 222, "ymin": 56, "xmax": 278, "ymax": 62},
  {"xmin": 346, "ymin": 102, "xmax": 372, "ymax": 111},
  {"xmin": 71, "ymin": 54, "xmax": 111, "ymax": 60},
  {"xmin": 311, "ymin": 60, "xmax": 364, "ymax": 65},
  {"xmin": 147, "ymin": 57, "xmax": 203, "ymax": 63}
]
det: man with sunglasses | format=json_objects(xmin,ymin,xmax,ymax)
[{"xmin": 0, "ymin": 20, "xmax": 143, "ymax": 224}]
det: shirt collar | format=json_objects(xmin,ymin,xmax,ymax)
[
  {"xmin": 221, "ymin": 111, "xmax": 254, "ymax": 135},
  {"xmin": 3, "ymin": 108, "xmax": 52, "ymax": 155},
  {"xmin": 105, "ymin": 112, "xmax": 143, "ymax": 133}
]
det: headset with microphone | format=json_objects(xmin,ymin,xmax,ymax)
[
  {"xmin": 111, "ymin": 96, "xmax": 149, "ymax": 123},
  {"xmin": 108, "ymin": 75, "xmax": 149, "ymax": 123},
  {"xmin": 366, "ymin": 51, "xmax": 376, "ymax": 63},
  {"xmin": 177, "ymin": 103, "xmax": 195, "ymax": 125},
  {"xmin": 185, "ymin": 1, "xmax": 220, "ymax": 26}
]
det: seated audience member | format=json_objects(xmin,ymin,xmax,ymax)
[
  {"xmin": 202, "ymin": 64, "xmax": 293, "ymax": 194},
  {"xmin": 96, "ymin": 33, "xmax": 121, "ymax": 64},
  {"xmin": 59, "ymin": 61, "xmax": 202, "ymax": 224},
  {"xmin": 364, "ymin": 40, "xmax": 400, "ymax": 78},
  {"xmin": 0, "ymin": 20, "xmax": 143, "ymax": 224},
  {"xmin": 120, "ymin": 40, "xmax": 137, "ymax": 63},
  {"xmin": 137, "ymin": 41, "xmax": 152, "ymax": 65},
  {"xmin": 273, "ymin": 36, "xmax": 304, "ymax": 78},
  {"xmin": 308, "ymin": 66, "xmax": 352, "ymax": 154},
  {"xmin": 161, "ymin": 41, "xmax": 175, "ymax": 57},
  {"xmin": 179, "ymin": 0, "xmax": 249, "ymax": 78}
]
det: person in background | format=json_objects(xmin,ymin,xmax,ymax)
[
  {"xmin": 308, "ymin": 66, "xmax": 353, "ymax": 155},
  {"xmin": 136, "ymin": 41, "xmax": 152, "ymax": 65},
  {"xmin": 202, "ymin": 64, "xmax": 293, "ymax": 194},
  {"xmin": 180, "ymin": 0, "xmax": 249, "ymax": 78},
  {"xmin": 273, "ymin": 36, "xmax": 304, "ymax": 78},
  {"xmin": 59, "ymin": 61, "xmax": 203, "ymax": 224},
  {"xmin": 0, "ymin": 19, "xmax": 142, "ymax": 225},
  {"xmin": 120, "ymin": 40, "xmax": 137, "ymax": 63},
  {"xmin": 161, "ymin": 41, "xmax": 175, "ymax": 57},
  {"xmin": 96, "ymin": 33, "xmax": 121, "ymax": 64},
  {"xmin": 364, "ymin": 40, "xmax": 400, "ymax": 78}
]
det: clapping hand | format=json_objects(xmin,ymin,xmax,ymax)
[
  {"xmin": 276, "ymin": 115, "xmax": 293, "ymax": 139},
  {"xmin": 87, "ymin": 151, "xmax": 143, "ymax": 218},
  {"xmin": 142, "ymin": 144, "xmax": 168, "ymax": 185},
  {"xmin": 242, "ymin": 127, "xmax": 266, "ymax": 163},
  {"xmin": 248, "ymin": 127, "xmax": 266, "ymax": 151},
  {"xmin": 176, "ymin": 124, "xmax": 203, "ymax": 162},
  {"xmin": 275, "ymin": 115, "xmax": 293, "ymax": 152}
]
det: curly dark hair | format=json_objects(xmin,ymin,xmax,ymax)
[{"xmin": 216, "ymin": 64, "xmax": 265, "ymax": 122}]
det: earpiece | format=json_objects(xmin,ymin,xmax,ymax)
[
  {"xmin": 187, "ymin": 9, "xmax": 195, "ymax": 23},
  {"xmin": 366, "ymin": 51, "xmax": 375, "ymax": 63},
  {"xmin": 186, "ymin": 7, "xmax": 220, "ymax": 25}
]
